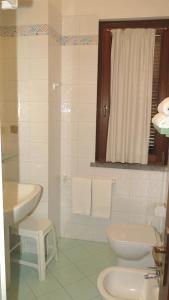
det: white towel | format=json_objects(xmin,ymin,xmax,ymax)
[
  {"xmin": 72, "ymin": 177, "xmax": 91, "ymax": 216},
  {"xmin": 158, "ymin": 97, "xmax": 169, "ymax": 116},
  {"xmin": 92, "ymin": 178, "xmax": 112, "ymax": 219},
  {"xmin": 152, "ymin": 112, "xmax": 169, "ymax": 128}
]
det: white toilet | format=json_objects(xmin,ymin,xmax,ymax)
[{"xmin": 106, "ymin": 223, "xmax": 161, "ymax": 268}]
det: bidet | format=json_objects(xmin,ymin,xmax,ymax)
[{"xmin": 97, "ymin": 267, "xmax": 159, "ymax": 300}]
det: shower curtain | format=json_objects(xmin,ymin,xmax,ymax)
[{"xmin": 106, "ymin": 28, "xmax": 155, "ymax": 164}]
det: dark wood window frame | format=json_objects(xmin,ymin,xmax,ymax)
[{"xmin": 96, "ymin": 19, "xmax": 169, "ymax": 165}]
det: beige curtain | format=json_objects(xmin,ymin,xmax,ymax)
[{"xmin": 106, "ymin": 28, "xmax": 155, "ymax": 164}]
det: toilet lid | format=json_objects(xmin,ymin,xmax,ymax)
[{"xmin": 106, "ymin": 224, "xmax": 160, "ymax": 245}]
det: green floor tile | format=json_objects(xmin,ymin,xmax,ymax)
[
  {"xmin": 81, "ymin": 241, "xmax": 111, "ymax": 255},
  {"xmin": 93, "ymin": 253, "xmax": 116, "ymax": 269},
  {"xmin": 62, "ymin": 245, "xmax": 91, "ymax": 263},
  {"xmin": 7, "ymin": 280, "xmax": 36, "ymax": 300},
  {"xmin": 48, "ymin": 253, "xmax": 72, "ymax": 272},
  {"xmin": 50, "ymin": 264, "xmax": 85, "ymax": 287},
  {"xmin": 74, "ymin": 256, "xmax": 106, "ymax": 277},
  {"xmin": 59, "ymin": 238, "xmax": 80, "ymax": 250},
  {"xmin": 37, "ymin": 287, "xmax": 73, "ymax": 300},
  {"xmin": 7, "ymin": 290, "xmax": 36, "ymax": 300},
  {"xmin": 9, "ymin": 238, "xmax": 114, "ymax": 300},
  {"xmin": 88, "ymin": 273, "xmax": 99, "ymax": 287},
  {"xmin": 11, "ymin": 263, "xmax": 31, "ymax": 282},
  {"xmin": 65, "ymin": 278, "xmax": 99, "ymax": 300},
  {"xmin": 25, "ymin": 269, "xmax": 62, "ymax": 297}
]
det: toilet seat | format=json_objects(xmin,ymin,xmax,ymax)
[{"xmin": 106, "ymin": 223, "xmax": 160, "ymax": 246}]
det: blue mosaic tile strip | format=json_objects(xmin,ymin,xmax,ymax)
[
  {"xmin": 61, "ymin": 35, "xmax": 98, "ymax": 45},
  {"xmin": 0, "ymin": 24, "xmax": 49, "ymax": 37},
  {"xmin": 0, "ymin": 24, "xmax": 98, "ymax": 46}
]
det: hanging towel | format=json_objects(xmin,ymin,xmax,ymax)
[
  {"xmin": 152, "ymin": 112, "xmax": 169, "ymax": 128},
  {"xmin": 158, "ymin": 97, "xmax": 169, "ymax": 116},
  {"xmin": 92, "ymin": 178, "xmax": 112, "ymax": 219},
  {"xmin": 72, "ymin": 177, "xmax": 91, "ymax": 216}
]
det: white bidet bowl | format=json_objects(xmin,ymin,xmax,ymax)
[{"xmin": 97, "ymin": 267, "xmax": 159, "ymax": 300}]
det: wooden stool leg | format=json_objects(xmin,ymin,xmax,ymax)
[{"xmin": 37, "ymin": 234, "xmax": 46, "ymax": 281}]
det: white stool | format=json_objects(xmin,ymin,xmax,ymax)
[{"xmin": 10, "ymin": 217, "xmax": 58, "ymax": 281}]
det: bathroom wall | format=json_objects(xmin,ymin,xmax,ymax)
[
  {"xmin": 1, "ymin": 0, "xmax": 49, "ymax": 218},
  {"xmin": 60, "ymin": 0, "xmax": 169, "ymax": 241},
  {"xmin": 1, "ymin": 1, "xmax": 62, "ymax": 225},
  {"xmin": 1, "ymin": 0, "xmax": 168, "ymax": 242}
]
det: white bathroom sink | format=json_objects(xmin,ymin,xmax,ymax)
[
  {"xmin": 3, "ymin": 181, "xmax": 42, "ymax": 225},
  {"xmin": 97, "ymin": 267, "xmax": 159, "ymax": 300}
]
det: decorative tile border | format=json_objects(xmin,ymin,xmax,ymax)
[
  {"xmin": 0, "ymin": 24, "xmax": 98, "ymax": 46},
  {"xmin": 0, "ymin": 24, "xmax": 48, "ymax": 37},
  {"xmin": 61, "ymin": 35, "xmax": 98, "ymax": 46}
]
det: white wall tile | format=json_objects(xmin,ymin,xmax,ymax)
[
  {"xmin": 18, "ymin": 122, "xmax": 30, "ymax": 142},
  {"xmin": 29, "ymin": 80, "xmax": 48, "ymax": 102},
  {"xmin": 78, "ymin": 15, "xmax": 99, "ymax": 35},
  {"xmin": 79, "ymin": 85, "xmax": 97, "ymax": 104},
  {"xmin": 16, "ymin": 0, "xmax": 48, "ymax": 25},
  {"xmin": 62, "ymin": 84, "xmax": 78, "ymax": 101},
  {"xmin": 28, "ymin": 36, "xmax": 48, "ymax": 59},
  {"xmin": 79, "ymin": 45, "xmax": 98, "ymax": 65},
  {"xmin": 62, "ymin": 46, "xmax": 79, "ymax": 65},
  {"xmin": 18, "ymin": 102, "xmax": 30, "ymax": 122},
  {"xmin": 62, "ymin": 16, "xmax": 79, "ymax": 35},
  {"xmin": 62, "ymin": 64, "xmax": 79, "ymax": 85},
  {"xmin": 29, "ymin": 102, "xmax": 48, "ymax": 123},
  {"xmin": 31, "ymin": 201, "xmax": 48, "ymax": 219},
  {"xmin": 79, "ymin": 65, "xmax": 97, "ymax": 85},
  {"xmin": 77, "ymin": 103, "xmax": 96, "ymax": 122},
  {"xmin": 17, "ymin": 59, "xmax": 30, "ymax": 81},
  {"xmin": 18, "ymin": 80, "xmax": 30, "ymax": 102},
  {"xmin": 29, "ymin": 162, "xmax": 48, "ymax": 182},
  {"xmin": 29, "ymin": 59, "xmax": 48, "ymax": 80},
  {"xmin": 29, "ymin": 122, "xmax": 48, "ymax": 143},
  {"xmin": 19, "ymin": 162, "xmax": 30, "ymax": 182},
  {"xmin": 78, "ymin": 139, "xmax": 95, "ymax": 159},
  {"xmin": 19, "ymin": 142, "xmax": 30, "ymax": 162},
  {"xmin": 130, "ymin": 178, "xmax": 149, "ymax": 197},
  {"xmin": 17, "ymin": 37, "xmax": 30, "ymax": 59},
  {"xmin": 30, "ymin": 142, "xmax": 48, "ymax": 163}
]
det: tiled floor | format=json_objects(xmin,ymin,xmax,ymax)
[{"xmin": 8, "ymin": 238, "xmax": 116, "ymax": 300}]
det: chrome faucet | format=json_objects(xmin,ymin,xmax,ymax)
[
  {"xmin": 144, "ymin": 268, "xmax": 161, "ymax": 281},
  {"xmin": 144, "ymin": 273, "xmax": 160, "ymax": 279}
]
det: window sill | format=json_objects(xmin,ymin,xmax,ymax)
[{"xmin": 90, "ymin": 162, "xmax": 167, "ymax": 171}]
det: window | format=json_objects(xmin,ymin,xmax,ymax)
[{"xmin": 96, "ymin": 19, "xmax": 169, "ymax": 165}]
